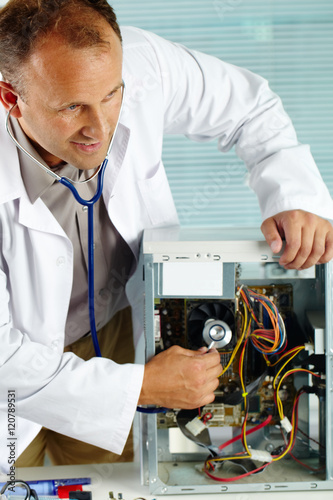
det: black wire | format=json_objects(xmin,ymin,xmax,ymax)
[{"xmin": 0, "ymin": 481, "xmax": 38, "ymax": 500}]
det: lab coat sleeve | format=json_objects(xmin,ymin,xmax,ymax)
[
  {"xmin": 136, "ymin": 28, "xmax": 333, "ymax": 221},
  {"xmin": 0, "ymin": 260, "xmax": 144, "ymax": 462}
]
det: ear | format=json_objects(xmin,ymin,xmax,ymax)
[{"xmin": 0, "ymin": 81, "xmax": 22, "ymax": 118}]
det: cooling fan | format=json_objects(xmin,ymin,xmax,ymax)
[{"xmin": 187, "ymin": 301, "xmax": 235, "ymax": 350}]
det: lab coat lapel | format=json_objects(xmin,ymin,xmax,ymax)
[
  {"xmin": 0, "ymin": 106, "xmax": 67, "ymax": 237},
  {"xmin": 18, "ymin": 194, "xmax": 67, "ymax": 237},
  {"xmin": 0, "ymin": 112, "xmax": 24, "ymax": 205},
  {"xmin": 102, "ymin": 123, "xmax": 130, "ymax": 205}
]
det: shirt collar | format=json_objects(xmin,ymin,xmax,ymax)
[
  {"xmin": 9, "ymin": 117, "xmax": 131, "ymax": 205},
  {"xmin": 9, "ymin": 118, "xmax": 82, "ymax": 204}
]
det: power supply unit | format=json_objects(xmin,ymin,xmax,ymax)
[{"xmin": 139, "ymin": 226, "xmax": 333, "ymax": 495}]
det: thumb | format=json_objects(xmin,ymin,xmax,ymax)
[
  {"xmin": 197, "ymin": 346, "xmax": 208, "ymax": 354},
  {"xmin": 261, "ymin": 217, "xmax": 283, "ymax": 254}
]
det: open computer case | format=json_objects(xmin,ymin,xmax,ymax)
[{"xmin": 139, "ymin": 226, "xmax": 333, "ymax": 495}]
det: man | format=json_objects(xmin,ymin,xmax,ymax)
[{"xmin": 0, "ymin": 0, "xmax": 332, "ymax": 469}]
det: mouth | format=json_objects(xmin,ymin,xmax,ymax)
[{"xmin": 71, "ymin": 141, "xmax": 103, "ymax": 154}]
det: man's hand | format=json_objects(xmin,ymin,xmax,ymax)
[
  {"xmin": 138, "ymin": 345, "xmax": 222, "ymax": 409},
  {"xmin": 261, "ymin": 210, "xmax": 333, "ymax": 269}
]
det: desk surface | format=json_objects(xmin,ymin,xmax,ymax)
[{"xmin": 4, "ymin": 462, "xmax": 331, "ymax": 500}]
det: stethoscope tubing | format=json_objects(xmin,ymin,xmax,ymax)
[
  {"xmin": 5, "ymin": 83, "xmax": 126, "ymax": 358},
  {"xmin": 59, "ymin": 158, "xmax": 109, "ymax": 358},
  {"xmin": 6, "ymin": 112, "xmax": 110, "ymax": 356},
  {"xmin": 5, "ymin": 83, "xmax": 167, "ymax": 413}
]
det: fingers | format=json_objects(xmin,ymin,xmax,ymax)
[
  {"xmin": 295, "ymin": 224, "xmax": 328, "ymax": 270},
  {"xmin": 182, "ymin": 350, "xmax": 222, "ymax": 408},
  {"xmin": 261, "ymin": 217, "xmax": 284, "ymax": 254},
  {"xmin": 318, "ymin": 233, "xmax": 333, "ymax": 265},
  {"xmin": 278, "ymin": 213, "xmax": 303, "ymax": 268},
  {"xmin": 262, "ymin": 210, "xmax": 333, "ymax": 269},
  {"xmin": 139, "ymin": 345, "xmax": 222, "ymax": 409},
  {"xmin": 282, "ymin": 215, "xmax": 333, "ymax": 269}
]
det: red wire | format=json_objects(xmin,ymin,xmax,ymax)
[
  {"xmin": 218, "ymin": 415, "xmax": 273, "ymax": 451},
  {"xmin": 239, "ymin": 289, "xmax": 260, "ymax": 324},
  {"xmin": 298, "ymin": 427, "xmax": 325, "ymax": 449},
  {"xmin": 207, "ymin": 384, "xmax": 320, "ymax": 481},
  {"xmin": 288, "ymin": 451, "xmax": 325, "ymax": 472},
  {"xmin": 209, "ymin": 287, "xmax": 321, "ymax": 482},
  {"xmin": 202, "ymin": 416, "xmax": 274, "ymax": 482},
  {"xmin": 276, "ymin": 389, "xmax": 325, "ymax": 473},
  {"xmin": 203, "ymin": 412, "xmax": 213, "ymax": 424},
  {"xmin": 204, "ymin": 460, "xmax": 269, "ymax": 482}
]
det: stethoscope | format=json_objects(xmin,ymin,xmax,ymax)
[
  {"xmin": 5, "ymin": 83, "xmax": 125, "ymax": 359},
  {"xmin": 6, "ymin": 83, "xmax": 165, "ymax": 414}
]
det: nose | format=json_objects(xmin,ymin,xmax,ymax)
[{"xmin": 80, "ymin": 106, "xmax": 108, "ymax": 141}]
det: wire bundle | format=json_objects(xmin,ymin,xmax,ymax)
[
  {"xmin": 239, "ymin": 286, "xmax": 287, "ymax": 356},
  {"xmin": 202, "ymin": 285, "xmax": 324, "ymax": 482}
]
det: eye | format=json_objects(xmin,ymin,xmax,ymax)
[
  {"xmin": 67, "ymin": 104, "xmax": 79, "ymax": 111},
  {"xmin": 105, "ymin": 87, "xmax": 122, "ymax": 101},
  {"xmin": 105, "ymin": 91, "xmax": 116, "ymax": 100}
]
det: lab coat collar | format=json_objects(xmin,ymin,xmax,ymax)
[
  {"xmin": 0, "ymin": 107, "xmax": 26, "ymax": 205},
  {"xmin": 103, "ymin": 122, "xmax": 131, "ymax": 206},
  {"xmin": 0, "ymin": 102, "xmax": 130, "ymax": 206},
  {"xmin": 9, "ymin": 116, "xmax": 56, "ymax": 204},
  {"xmin": 18, "ymin": 193, "xmax": 68, "ymax": 236},
  {"xmin": 0, "ymin": 108, "xmax": 66, "ymax": 236},
  {"xmin": 0, "ymin": 109, "xmax": 130, "ymax": 237}
]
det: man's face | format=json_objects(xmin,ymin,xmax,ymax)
[{"xmin": 16, "ymin": 26, "xmax": 123, "ymax": 170}]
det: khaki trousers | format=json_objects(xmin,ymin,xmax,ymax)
[{"xmin": 15, "ymin": 307, "xmax": 135, "ymax": 466}]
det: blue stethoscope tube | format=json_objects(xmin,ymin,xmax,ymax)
[
  {"xmin": 5, "ymin": 86, "xmax": 123, "ymax": 359},
  {"xmin": 60, "ymin": 164, "xmax": 167, "ymax": 414},
  {"xmin": 59, "ymin": 159, "xmax": 108, "ymax": 358},
  {"xmin": 6, "ymin": 86, "xmax": 167, "ymax": 414},
  {"xmin": 60, "ymin": 165, "xmax": 167, "ymax": 414}
]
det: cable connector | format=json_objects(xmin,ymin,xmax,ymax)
[
  {"xmin": 249, "ymin": 449, "xmax": 273, "ymax": 463},
  {"xmin": 185, "ymin": 416, "xmax": 206, "ymax": 436},
  {"xmin": 280, "ymin": 416, "xmax": 293, "ymax": 433},
  {"xmin": 303, "ymin": 385, "xmax": 317, "ymax": 394}
]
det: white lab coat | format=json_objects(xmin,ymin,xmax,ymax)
[{"xmin": 0, "ymin": 26, "xmax": 332, "ymax": 471}]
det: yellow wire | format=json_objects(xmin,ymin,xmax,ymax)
[
  {"xmin": 265, "ymin": 345, "xmax": 304, "ymax": 367},
  {"xmin": 219, "ymin": 305, "xmax": 248, "ymax": 377},
  {"xmin": 238, "ymin": 341, "xmax": 252, "ymax": 455},
  {"xmin": 273, "ymin": 385, "xmax": 300, "ymax": 461},
  {"xmin": 207, "ymin": 453, "xmax": 252, "ymax": 465},
  {"xmin": 272, "ymin": 424, "xmax": 296, "ymax": 461},
  {"xmin": 276, "ymin": 367, "xmax": 314, "ymax": 420},
  {"xmin": 273, "ymin": 347, "xmax": 305, "ymax": 391},
  {"xmin": 273, "ymin": 347, "xmax": 306, "ymax": 419},
  {"xmin": 219, "ymin": 287, "xmax": 302, "ymax": 463}
]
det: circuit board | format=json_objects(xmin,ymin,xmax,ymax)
[{"xmin": 154, "ymin": 284, "xmax": 296, "ymax": 429}]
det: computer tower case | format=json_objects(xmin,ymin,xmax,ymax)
[{"xmin": 139, "ymin": 227, "xmax": 333, "ymax": 495}]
